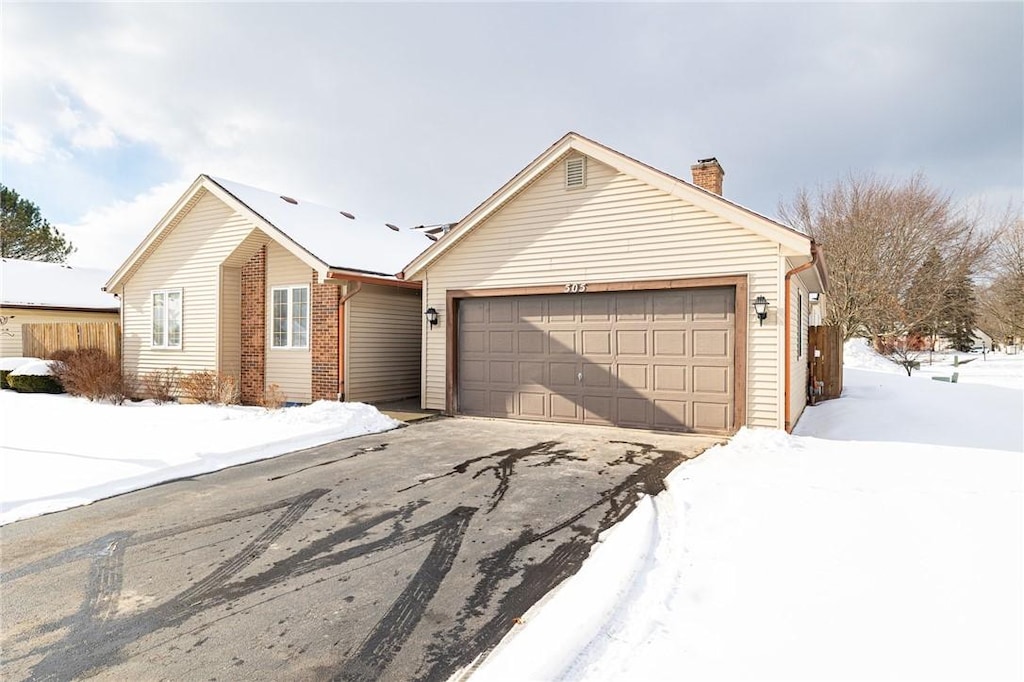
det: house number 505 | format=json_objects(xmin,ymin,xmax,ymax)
[{"xmin": 564, "ymin": 283, "xmax": 587, "ymax": 293}]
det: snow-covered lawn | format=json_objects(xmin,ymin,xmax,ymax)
[
  {"xmin": 0, "ymin": 393, "xmax": 400, "ymax": 525},
  {"xmin": 470, "ymin": 343, "xmax": 1024, "ymax": 681}
]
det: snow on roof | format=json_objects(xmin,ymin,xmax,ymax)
[
  {"xmin": 208, "ymin": 176, "xmax": 433, "ymax": 277},
  {"xmin": 1, "ymin": 259, "xmax": 119, "ymax": 310}
]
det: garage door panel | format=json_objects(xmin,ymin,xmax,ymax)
[
  {"xmin": 490, "ymin": 361, "xmax": 514, "ymax": 384},
  {"xmin": 460, "ymin": 388, "xmax": 488, "ymax": 414},
  {"xmin": 693, "ymin": 290, "xmax": 732, "ymax": 319},
  {"xmin": 548, "ymin": 298, "xmax": 577, "ymax": 321},
  {"xmin": 458, "ymin": 287, "xmax": 734, "ymax": 433},
  {"xmin": 653, "ymin": 330, "xmax": 686, "ymax": 356},
  {"xmin": 549, "ymin": 330, "xmax": 576, "ymax": 353},
  {"xmin": 519, "ymin": 361, "xmax": 544, "ymax": 384},
  {"xmin": 617, "ymin": 397, "xmax": 650, "ymax": 426},
  {"xmin": 615, "ymin": 294, "xmax": 647, "ymax": 321},
  {"xmin": 583, "ymin": 395, "xmax": 614, "ymax": 424},
  {"xmin": 550, "ymin": 362, "xmax": 579, "ymax": 388},
  {"xmin": 518, "ymin": 298, "xmax": 545, "ymax": 322},
  {"xmin": 582, "ymin": 295, "xmax": 612, "ymax": 321},
  {"xmin": 462, "ymin": 360, "xmax": 486, "ymax": 383},
  {"xmin": 693, "ymin": 329, "xmax": 729, "ymax": 357},
  {"xmin": 693, "ymin": 365, "xmax": 730, "ymax": 394},
  {"xmin": 652, "ymin": 291, "xmax": 689, "ymax": 320},
  {"xmin": 693, "ymin": 402, "xmax": 730, "ymax": 430},
  {"xmin": 582, "ymin": 330, "xmax": 612, "ymax": 355},
  {"xmin": 488, "ymin": 299, "xmax": 514, "ymax": 322},
  {"xmin": 584, "ymin": 363, "xmax": 613, "ymax": 388},
  {"xmin": 550, "ymin": 394, "xmax": 580, "ymax": 420},
  {"xmin": 616, "ymin": 330, "xmax": 648, "ymax": 355},
  {"xmin": 653, "ymin": 399, "xmax": 689, "ymax": 428},
  {"xmin": 616, "ymin": 363, "xmax": 648, "ymax": 390},
  {"xmin": 462, "ymin": 300, "xmax": 486, "ymax": 323},
  {"xmin": 489, "ymin": 331, "xmax": 514, "ymax": 353},
  {"xmin": 519, "ymin": 330, "xmax": 545, "ymax": 354},
  {"xmin": 519, "ymin": 392, "xmax": 546, "ymax": 417},
  {"xmin": 654, "ymin": 364, "xmax": 686, "ymax": 391},
  {"xmin": 463, "ymin": 330, "xmax": 486, "ymax": 353},
  {"xmin": 489, "ymin": 391, "xmax": 514, "ymax": 415}
]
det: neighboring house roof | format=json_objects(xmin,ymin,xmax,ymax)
[
  {"xmin": 1, "ymin": 258, "xmax": 119, "ymax": 311},
  {"xmin": 106, "ymin": 175, "xmax": 433, "ymax": 291},
  {"xmin": 401, "ymin": 131, "xmax": 817, "ymax": 279}
]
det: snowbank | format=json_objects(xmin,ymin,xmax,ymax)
[
  {"xmin": 471, "ymin": 347, "xmax": 1024, "ymax": 681},
  {"xmin": 0, "ymin": 393, "xmax": 401, "ymax": 525}
]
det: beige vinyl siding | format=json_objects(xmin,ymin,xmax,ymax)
[
  {"xmin": 0, "ymin": 307, "xmax": 119, "ymax": 357},
  {"xmin": 419, "ymin": 155, "xmax": 783, "ymax": 428},
  {"xmin": 265, "ymin": 242, "xmax": 312, "ymax": 404},
  {"xmin": 345, "ymin": 284, "xmax": 422, "ymax": 403},
  {"xmin": 121, "ymin": 190, "xmax": 256, "ymax": 377},
  {"xmin": 219, "ymin": 267, "xmax": 241, "ymax": 380}
]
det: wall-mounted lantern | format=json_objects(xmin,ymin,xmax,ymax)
[
  {"xmin": 753, "ymin": 296, "xmax": 769, "ymax": 326},
  {"xmin": 424, "ymin": 307, "xmax": 439, "ymax": 328}
]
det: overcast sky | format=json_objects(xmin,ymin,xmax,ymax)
[{"xmin": 3, "ymin": 2, "xmax": 1021, "ymax": 270}]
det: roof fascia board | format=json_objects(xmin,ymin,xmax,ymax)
[
  {"xmin": 569, "ymin": 137, "xmax": 812, "ymax": 255},
  {"xmin": 402, "ymin": 133, "xmax": 812, "ymax": 278},
  {"xmin": 106, "ymin": 175, "xmax": 332, "ymax": 292},
  {"xmin": 402, "ymin": 134, "xmax": 576, "ymax": 278},
  {"xmin": 105, "ymin": 175, "xmax": 208, "ymax": 291}
]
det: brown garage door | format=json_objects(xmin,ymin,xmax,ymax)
[{"xmin": 457, "ymin": 287, "xmax": 735, "ymax": 432}]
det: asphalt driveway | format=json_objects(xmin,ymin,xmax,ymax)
[{"xmin": 1, "ymin": 417, "xmax": 722, "ymax": 681}]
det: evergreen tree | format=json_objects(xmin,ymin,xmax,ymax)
[
  {"xmin": 904, "ymin": 246, "xmax": 946, "ymax": 342},
  {"xmin": 941, "ymin": 271, "xmax": 977, "ymax": 352},
  {"xmin": 0, "ymin": 184, "xmax": 74, "ymax": 262}
]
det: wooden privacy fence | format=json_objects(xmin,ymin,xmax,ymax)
[
  {"xmin": 21, "ymin": 322, "xmax": 121, "ymax": 362},
  {"xmin": 808, "ymin": 325, "xmax": 843, "ymax": 403}
]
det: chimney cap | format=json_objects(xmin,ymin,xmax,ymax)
[{"xmin": 696, "ymin": 157, "xmax": 719, "ymax": 165}]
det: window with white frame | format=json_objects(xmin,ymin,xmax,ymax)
[
  {"xmin": 152, "ymin": 289, "xmax": 182, "ymax": 348},
  {"xmin": 271, "ymin": 285, "xmax": 309, "ymax": 349}
]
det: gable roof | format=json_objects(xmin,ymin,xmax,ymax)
[
  {"xmin": 2, "ymin": 258, "xmax": 119, "ymax": 311},
  {"xmin": 106, "ymin": 175, "xmax": 432, "ymax": 291},
  {"xmin": 401, "ymin": 132, "xmax": 814, "ymax": 279}
]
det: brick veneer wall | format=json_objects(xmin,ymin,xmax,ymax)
[
  {"xmin": 311, "ymin": 269, "xmax": 340, "ymax": 401},
  {"xmin": 240, "ymin": 247, "xmax": 266, "ymax": 405}
]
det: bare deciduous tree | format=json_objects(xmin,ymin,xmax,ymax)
[
  {"xmin": 779, "ymin": 173, "xmax": 995, "ymax": 347},
  {"xmin": 979, "ymin": 217, "xmax": 1024, "ymax": 348}
]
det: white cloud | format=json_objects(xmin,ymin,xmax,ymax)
[{"xmin": 57, "ymin": 179, "xmax": 191, "ymax": 271}]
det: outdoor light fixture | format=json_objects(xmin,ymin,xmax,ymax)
[
  {"xmin": 753, "ymin": 296, "xmax": 769, "ymax": 326},
  {"xmin": 424, "ymin": 307, "xmax": 439, "ymax": 327}
]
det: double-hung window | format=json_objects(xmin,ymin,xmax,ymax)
[
  {"xmin": 271, "ymin": 285, "xmax": 309, "ymax": 349},
  {"xmin": 152, "ymin": 289, "xmax": 182, "ymax": 348}
]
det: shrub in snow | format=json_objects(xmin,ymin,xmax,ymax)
[
  {"xmin": 260, "ymin": 382, "xmax": 286, "ymax": 410},
  {"xmin": 7, "ymin": 360, "xmax": 63, "ymax": 394},
  {"xmin": 180, "ymin": 370, "xmax": 240, "ymax": 405},
  {"xmin": 50, "ymin": 348, "xmax": 136, "ymax": 404},
  {"xmin": 140, "ymin": 367, "xmax": 181, "ymax": 404},
  {"xmin": 0, "ymin": 357, "xmax": 42, "ymax": 389}
]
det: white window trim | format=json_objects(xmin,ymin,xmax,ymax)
[
  {"xmin": 151, "ymin": 288, "xmax": 183, "ymax": 349},
  {"xmin": 269, "ymin": 284, "xmax": 310, "ymax": 350}
]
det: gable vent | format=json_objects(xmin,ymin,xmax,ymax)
[{"xmin": 565, "ymin": 156, "xmax": 586, "ymax": 189}]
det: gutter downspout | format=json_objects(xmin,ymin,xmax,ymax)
[
  {"xmin": 784, "ymin": 241, "xmax": 821, "ymax": 432},
  {"xmin": 337, "ymin": 282, "xmax": 363, "ymax": 401}
]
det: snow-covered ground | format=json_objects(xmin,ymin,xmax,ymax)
[
  {"xmin": 469, "ymin": 341, "xmax": 1024, "ymax": 681},
  {"xmin": 0, "ymin": 392, "xmax": 400, "ymax": 525}
]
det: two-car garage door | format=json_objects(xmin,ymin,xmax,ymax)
[{"xmin": 457, "ymin": 287, "xmax": 736, "ymax": 432}]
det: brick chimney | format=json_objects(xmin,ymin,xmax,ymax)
[{"xmin": 690, "ymin": 157, "xmax": 725, "ymax": 195}]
